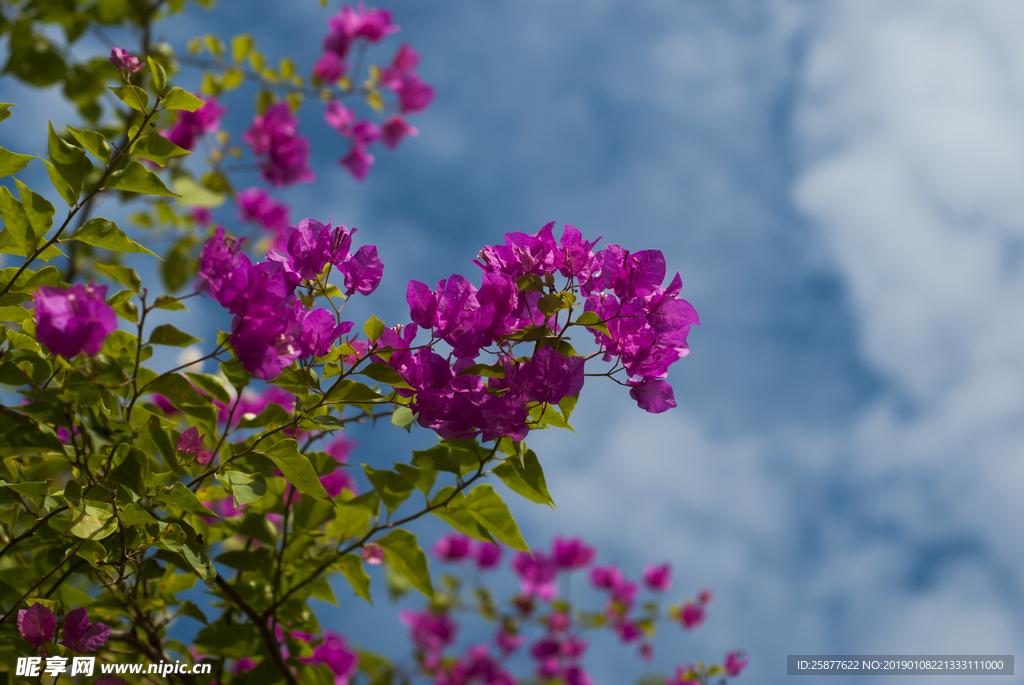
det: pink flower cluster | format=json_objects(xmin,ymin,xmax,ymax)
[
  {"xmin": 34, "ymin": 283, "xmax": 117, "ymax": 360},
  {"xmin": 109, "ymin": 47, "xmax": 143, "ymax": 74},
  {"xmin": 17, "ymin": 604, "xmax": 111, "ymax": 653},
  {"xmin": 237, "ymin": 187, "xmax": 291, "ymax": 236},
  {"xmin": 197, "ymin": 220, "xmax": 381, "ymax": 378},
  {"xmin": 431, "ymin": 533, "xmax": 503, "ymax": 569},
  {"xmin": 242, "ymin": 102, "xmax": 315, "ymax": 188},
  {"xmin": 165, "ymin": 97, "xmax": 226, "ymax": 152}
]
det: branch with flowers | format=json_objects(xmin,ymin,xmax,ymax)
[{"xmin": 0, "ymin": 2, "xmax": 744, "ymax": 684}]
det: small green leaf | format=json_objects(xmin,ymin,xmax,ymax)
[
  {"xmin": 463, "ymin": 484, "xmax": 530, "ymax": 552},
  {"xmin": 0, "ymin": 145, "xmax": 33, "ymax": 177},
  {"xmin": 176, "ymin": 600, "xmax": 208, "ymax": 624},
  {"xmin": 185, "ymin": 372, "xmax": 231, "ymax": 404},
  {"xmin": 232, "ymin": 34, "xmax": 254, "ymax": 62},
  {"xmin": 363, "ymin": 466, "xmax": 414, "ymax": 513},
  {"xmin": 390, "ymin": 406, "xmax": 417, "ymax": 432},
  {"xmin": 376, "ymin": 529, "xmax": 433, "ymax": 599},
  {"xmin": 67, "ymin": 126, "xmax": 112, "ymax": 163},
  {"xmin": 14, "ymin": 180, "xmax": 54, "ymax": 242},
  {"xmin": 150, "ymin": 323, "xmax": 202, "ymax": 347},
  {"xmin": 154, "ymin": 295, "xmax": 188, "ymax": 311},
  {"xmin": 39, "ymin": 158, "xmax": 75, "ymax": 207},
  {"xmin": 68, "ymin": 503, "xmax": 117, "ymax": 540},
  {"xmin": 363, "ymin": 314, "xmax": 385, "ymax": 342},
  {"xmin": 162, "ymin": 87, "xmax": 206, "ymax": 112},
  {"xmin": 0, "ymin": 186, "xmax": 32, "ymax": 256},
  {"xmin": 94, "ymin": 263, "xmax": 142, "ymax": 291},
  {"xmin": 180, "ymin": 542, "xmax": 217, "ymax": 589},
  {"xmin": 147, "ymin": 56, "xmax": 167, "ymax": 92},
  {"xmin": 325, "ymin": 379, "xmax": 385, "ymax": 404},
  {"xmin": 121, "ymin": 502, "xmax": 158, "ymax": 526},
  {"xmin": 394, "ymin": 463, "xmax": 436, "ymax": 495},
  {"xmin": 69, "ymin": 217, "xmax": 160, "ymax": 257},
  {"xmin": 48, "ymin": 122, "xmax": 92, "ymax": 198},
  {"xmin": 156, "ymin": 482, "xmax": 217, "ymax": 517},
  {"xmin": 337, "ymin": 553, "xmax": 372, "ymax": 604},
  {"xmin": 573, "ymin": 310, "xmax": 611, "ymax": 337},
  {"xmin": 133, "ymin": 131, "xmax": 190, "ymax": 167},
  {"xmin": 0, "ymin": 480, "xmax": 50, "ymax": 498},
  {"xmin": 217, "ymin": 470, "xmax": 267, "ymax": 507},
  {"xmin": 264, "ymin": 439, "xmax": 330, "ymax": 501},
  {"xmin": 359, "ymin": 362, "xmax": 413, "ymax": 389},
  {"xmin": 110, "ymin": 84, "xmax": 150, "ymax": 112},
  {"xmin": 171, "ymin": 175, "xmax": 225, "ymax": 207},
  {"xmin": 492, "ymin": 450, "xmax": 556, "ymax": 509},
  {"xmin": 108, "ymin": 160, "xmax": 179, "ymax": 197},
  {"xmin": 429, "ymin": 487, "xmax": 495, "ymax": 543},
  {"xmin": 0, "ymin": 103, "xmax": 15, "ymax": 124},
  {"xmin": 109, "ymin": 445, "xmax": 151, "ymax": 497}
]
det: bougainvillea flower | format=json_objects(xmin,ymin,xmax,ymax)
[
  {"xmin": 242, "ymin": 103, "xmax": 314, "ymax": 187},
  {"xmin": 324, "ymin": 100, "xmax": 356, "ymax": 135},
  {"xmin": 494, "ymin": 629, "xmax": 524, "ymax": 656},
  {"xmin": 60, "ymin": 608, "xmax": 111, "ymax": 653},
  {"xmin": 362, "ymin": 544, "xmax": 384, "ymax": 564},
  {"xmin": 17, "ymin": 604, "xmax": 56, "ymax": 650},
  {"xmin": 340, "ymin": 143, "xmax": 374, "ymax": 181},
  {"xmin": 680, "ymin": 602, "xmax": 705, "ymax": 629},
  {"xmin": 237, "ymin": 187, "xmax": 290, "ymax": 233},
  {"xmin": 341, "ymin": 244, "xmax": 384, "ymax": 295},
  {"xmin": 475, "ymin": 541, "xmax": 503, "ymax": 570},
  {"xmin": 35, "ymin": 283, "xmax": 117, "ymax": 359},
  {"xmin": 668, "ymin": 665, "xmax": 700, "ymax": 685},
  {"xmin": 298, "ymin": 631, "xmax": 359, "ymax": 682},
  {"xmin": 394, "ymin": 73, "xmax": 435, "ymax": 114},
  {"xmin": 511, "ymin": 551, "xmax": 558, "ymax": 600},
  {"xmin": 641, "ymin": 563, "xmax": 672, "ymax": 591},
  {"xmin": 351, "ymin": 120, "xmax": 381, "ymax": 147},
  {"xmin": 589, "ymin": 565, "xmax": 624, "ymax": 591},
  {"xmin": 166, "ymin": 98, "xmax": 226, "ymax": 151},
  {"xmin": 431, "ymin": 533, "xmax": 473, "ymax": 562},
  {"xmin": 627, "ymin": 377, "xmax": 677, "ymax": 414},
  {"xmin": 399, "ymin": 609, "xmax": 457, "ymax": 653},
  {"xmin": 301, "ymin": 308, "xmax": 344, "ymax": 357},
  {"xmin": 313, "ymin": 51, "xmax": 347, "ymax": 83},
  {"xmin": 177, "ymin": 426, "xmax": 213, "ymax": 465},
  {"xmin": 724, "ymin": 650, "xmax": 749, "ymax": 676},
  {"xmin": 109, "ymin": 47, "xmax": 143, "ymax": 73},
  {"xmin": 390, "ymin": 42, "xmax": 420, "ymax": 72},
  {"xmin": 551, "ymin": 536, "xmax": 596, "ymax": 570}
]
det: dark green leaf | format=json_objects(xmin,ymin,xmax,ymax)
[
  {"xmin": 185, "ymin": 372, "xmax": 230, "ymax": 403},
  {"xmin": 150, "ymin": 323, "xmax": 202, "ymax": 347},
  {"xmin": 121, "ymin": 502, "xmax": 158, "ymax": 526},
  {"xmin": 0, "ymin": 145, "xmax": 33, "ymax": 177},
  {"xmin": 70, "ymin": 217, "xmax": 159, "ymax": 257},
  {"xmin": 162, "ymin": 87, "xmax": 206, "ymax": 112},
  {"xmin": 428, "ymin": 487, "xmax": 495, "ymax": 543},
  {"xmin": 492, "ymin": 450, "xmax": 555, "ymax": 509},
  {"xmin": 264, "ymin": 439, "xmax": 330, "ymax": 501},
  {"xmin": 0, "ymin": 186, "xmax": 32, "ymax": 256},
  {"xmin": 376, "ymin": 529, "xmax": 433, "ymax": 599},
  {"xmin": 156, "ymin": 482, "xmax": 217, "ymax": 517},
  {"xmin": 67, "ymin": 126, "xmax": 112, "ymax": 163},
  {"xmin": 108, "ymin": 160, "xmax": 179, "ymax": 197},
  {"xmin": 180, "ymin": 542, "xmax": 217, "ymax": 588},
  {"xmin": 337, "ymin": 553, "xmax": 372, "ymax": 604},
  {"xmin": 325, "ymin": 379, "xmax": 385, "ymax": 403},
  {"xmin": 363, "ymin": 466, "xmax": 414, "ymax": 513},
  {"xmin": 0, "ymin": 480, "xmax": 50, "ymax": 498},
  {"xmin": 14, "ymin": 180, "xmax": 54, "ymax": 242},
  {"xmin": 176, "ymin": 600, "xmax": 208, "ymax": 624},
  {"xmin": 463, "ymin": 484, "xmax": 530, "ymax": 551},
  {"xmin": 109, "ymin": 445, "xmax": 151, "ymax": 497},
  {"xmin": 393, "ymin": 463, "xmax": 436, "ymax": 495}
]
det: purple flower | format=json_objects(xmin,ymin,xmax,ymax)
[
  {"xmin": 724, "ymin": 650, "xmax": 749, "ymax": 676},
  {"xmin": 627, "ymin": 377, "xmax": 677, "ymax": 414},
  {"xmin": 341, "ymin": 244, "xmax": 384, "ymax": 296},
  {"xmin": 431, "ymin": 533, "xmax": 472, "ymax": 562},
  {"xmin": 475, "ymin": 541, "xmax": 503, "ymax": 570},
  {"xmin": 642, "ymin": 563, "xmax": 672, "ymax": 591},
  {"xmin": 177, "ymin": 426, "xmax": 214, "ymax": 465},
  {"xmin": 325, "ymin": 100, "xmax": 356, "ymax": 135},
  {"xmin": 390, "ymin": 43, "xmax": 420, "ymax": 72},
  {"xmin": 340, "ymin": 144, "xmax": 374, "ymax": 181},
  {"xmin": 380, "ymin": 116, "xmax": 419, "ymax": 149},
  {"xmin": 313, "ymin": 52, "xmax": 347, "ymax": 84},
  {"xmin": 110, "ymin": 47, "xmax": 143, "ymax": 73},
  {"xmin": 505, "ymin": 346, "xmax": 585, "ymax": 405},
  {"xmin": 229, "ymin": 302, "xmax": 305, "ymax": 379},
  {"xmin": 394, "ymin": 72, "xmax": 435, "ymax": 114},
  {"xmin": 362, "ymin": 544, "xmax": 384, "ymax": 564},
  {"xmin": 191, "ymin": 207, "xmax": 212, "ymax": 225},
  {"xmin": 323, "ymin": 4, "xmax": 399, "ymax": 56},
  {"xmin": 17, "ymin": 604, "xmax": 56, "ymax": 650},
  {"xmin": 589, "ymin": 565, "xmax": 624, "ymax": 591},
  {"xmin": 35, "ymin": 283, "xmax": 117, "ymax": 359},
  {"xmin": 615, "ymin": 622, "xmax": 643, "ymax": 644},
  {"xmin": 232, "ymin": 658, "xmax": 257, "ymax": 673},
  {"xmin": 495, "ymin": 629, "xmax": 524, "ymax": 656},
  {"xmin": 60, "ymin": 608, "xmax": 111, "ymax": 653},
  {"xmin": 399, "ymin": 609, "xmax": 457, "ymax": 653},
  {"xmin": 301, "ymin": 308, "xmax": 343, "ymax": 357},
  {"xmin": 511, "ymin": 551, "xmax": 558, "ymax": 600},
  {"xmin": 680, "ymin": 602, "xmax": 705, "ymax": 630},
  {"xmin": 326, "ymin": 435, "xmax": 356, "ymax": 462},
  {"xmin": 298, "ymin": 631, "xmax": 359, "ymax": 683},
  {"xmin": 551, "ymin": 536, "xmax": 596, "ymax": 570},
  {"xmin": 237, "ymin": 187, "xmax": 290, "ymax": 233},
  {"xmin": 351, "ymin": 120, "xmax": 381, "ymax": 146},
  {"xmin": 166, "ymin": 98, "xmax": 226, "ymax": 151},
  {"xmin": 242, "ymin": 103, "xmax": 315, "ymax": 188}
]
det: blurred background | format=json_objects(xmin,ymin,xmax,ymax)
[{"xmin": 4, "ymin": 0, "xmax": 1024, "ymax": 682}]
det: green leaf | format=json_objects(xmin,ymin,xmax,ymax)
[
  {"xmin": 133, "ymin": 131, "xmax": 190, "ymax": 167},
  {"xmin": 0, "ymin": 480, "xmax": 50, "ymax": 498},
  {"xmin": 68, "ymin": 503, "xmax": 117, "ymax": 540},
  {"xmin": 492, "ymin": 450, "xmax": 555, "ymax": 509},
  {"xmin": 363, "ymin": 314, "xmax": 385, "ymax": 342},
  {"xmin": 232, "ymin": 35, "xmax": 255, "ymax": 62},
  {"xmin": 264, "ymin": 439, "xmax": 330, "ymax": 501},
  {"xmin": 150, "ymin": 323, "xmax": 202, "ymax": 347},
  {"xmin": 0, "ymin": 186, "xmax": 32, "ymax": 256},
  {"xmin": 573, "ymin": 310, "xmax": 611, "ymax": 337},
  {"xmin": 359, "ymin": 362, "xmax": 413, "ymax": 389},
  {"xmin": 325, "ymin": 379, "xmax": 385, "ymax": 404},
  {"xmin": 220, "ymin": 361, "xmax": 251, "ymax": 392},
  {"xmin": 153, "ymin": 295, "xmax": 188, "ymax": 311},
  {"xmin": 147, "ymin": 56, "xmax": 167, "ymax": 92},
  {"xmin": 0, "ymin": 145, "xmax": 33, "ymax": 177},
  {"xmin": 185, "ymin": 372, "xmax": 231, "ymax": 404},
  {"xmin": 40, "ymin": 158, "xmax": 75, "ymax": 207},
  {"xmin": 393, "ymin": 463, "xmax": 436, "ymax": 495},
  {"xmin": 325, "ymin": 497, "xmax": 373, "ymax": 540},
  {"xmin": 69, "ymin": 217, "xmax": 159, "ymax": 257},
  {"xmin": 180, "ymin": 542, "xmax": 217, "ymax": 589},
  {"xmin": 110, "ymin": 84, "xmax": 150, "ymax": 112},
  {"xmin": 67, "ymin": 126, "xmax": 112, "ymax": 163},
  {"xmin": 109, "ymin": 445, "xmax": 151, "ymax": 497},
  {"xmin": 171, "ymin": 175, "xmax": 225, "ymax": 207},
  {"xmin": 108, "ymin": 160, "xmax": 179, "ymax": 197},
  {"xmin": 0, "ymin": 103, "xmax": 15, "ymax": 124},
  {"xmin": 376, "ymin": 529, "xmax": 433, "ymax": 599},
  {"xmin": 463, "ymin": 484, "xmax": 530, "ymax": 552},
  {"xmin": 156, "ymin": 482, "xmax": 217, "ymax": 517},
  {"xmin": 428, "ymin": 487, "xmax": 495, "ymax": 543},
  {"xmin": 363, "ymin": 466, "xmax": 414, "ymax": 513},
  {"xmin": 162, "ymin": 87, "xmax": 206, "ymax": 112},
  {"xmin": 121, "ymin": 502, "xmax": 158, "ymax": 526},
  {"xmin": 94, "ymin": 263, "xmax": 142, "ymax": 291},
  {"xmin": 390, "ymin": 406, "xmax": 417, "ymax": 432},
  {"xmin": 217, "ymin": 470, "xmax": 266, "ymax": 507},
  {"xmin": 14, "ymin": 180, "xmax": 54, "ymax": 242},
  {"xmin": 176, "ymin": 600, "xmax": 208, "ymax": 624},
  {"xmin": 47, "ymin": 122, "xmax": 92, "ymax": 198},
  {"xmin": 538, "ymin": 292, "xmax": 575, "ymax": 316},
  {"xmin": 337, "ymin": 553, "xmax": 372, "ymax": 604}
]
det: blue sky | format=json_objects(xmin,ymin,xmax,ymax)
[{"xmin": 4, "ymin": 0, "xmax": 1024, "ymax": 682}]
